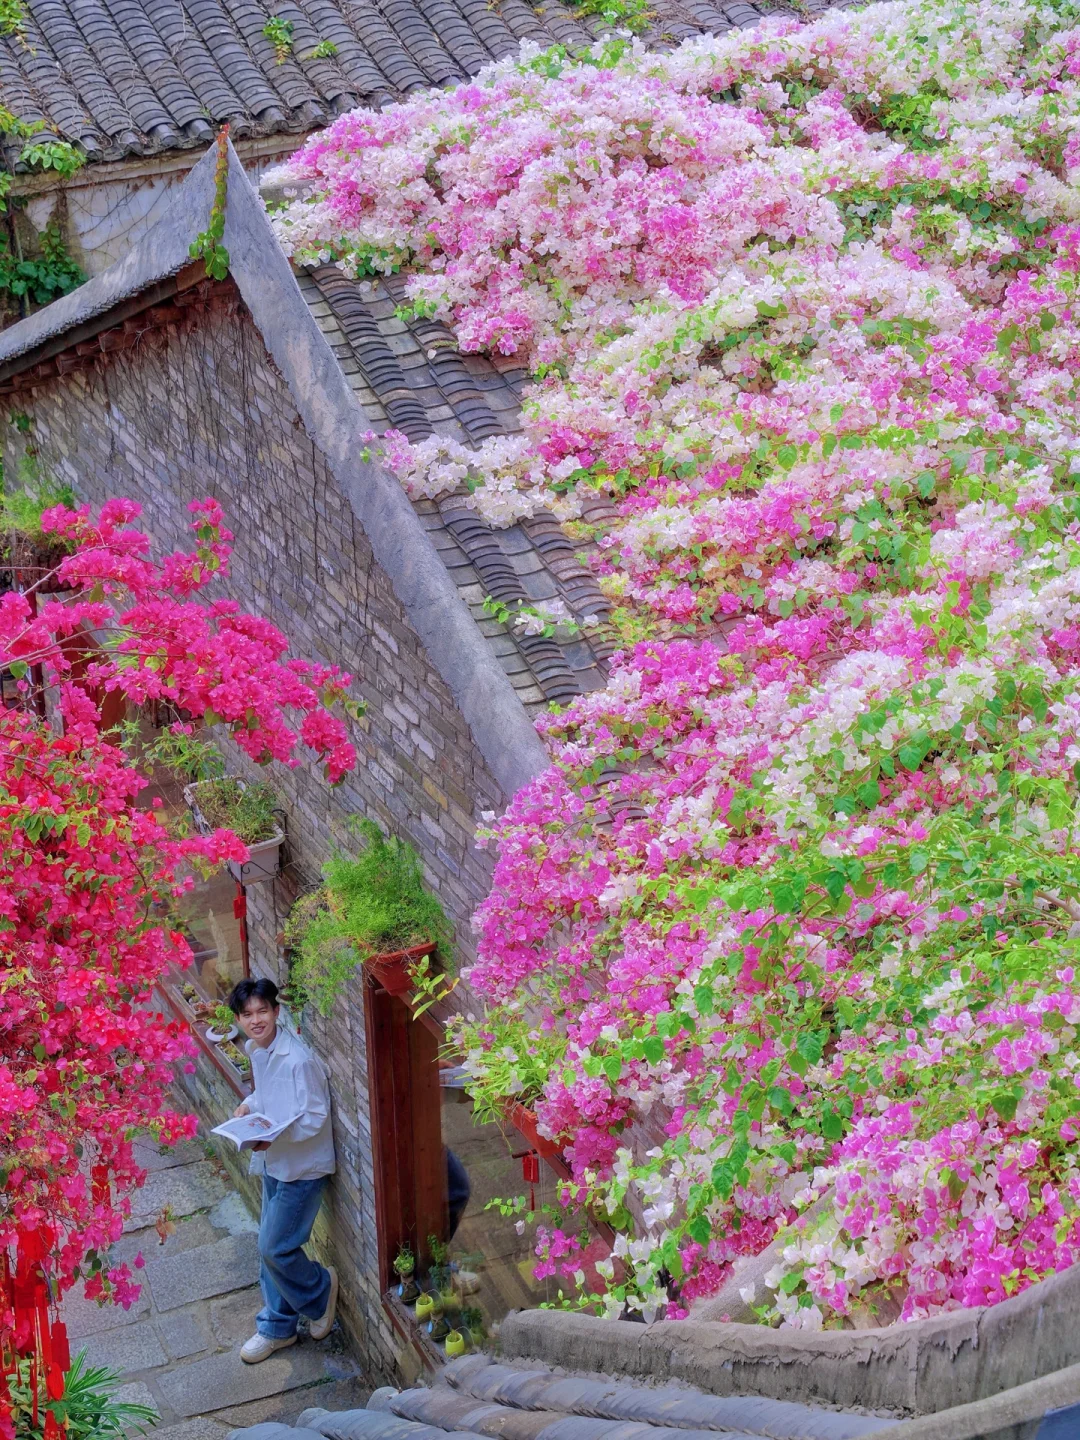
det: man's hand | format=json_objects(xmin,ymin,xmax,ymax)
[
  {"xmin": 251, "ymin": 1141, "xmax": 272, "ymax": 1152},
  {"xmin": 233, "ymin": 1102, "xmax": 250, "ymax": 1118}
]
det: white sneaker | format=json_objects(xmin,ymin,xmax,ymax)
[
  {"xmin": 240, "ymin": 1333, "xmax": 297, "ymax": 1364},
  {"xmin": 310, "ymin": 1265, "xmax": 338, "ymax": 1341}
]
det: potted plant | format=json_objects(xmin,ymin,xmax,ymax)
[
  {"xmin": 444, "ymin": 1328, "xmax": 467, "ymax": 1357},
  {"xmin": 217, "ymin": 1037, "xmax": 251, "ymax": 1078},
  {"xmin": 183, "ymin": 775, "xmax": 285, "ymax": 886},
  {"xmin": 414, "ymin": 1291, "xmax": 436, "ymax": 1323},
  {"xmin": 461, "ymin": 1306, "xmax": 485, "ymax": 1348},
  {"xmin": 394, "ymin": 1243, "xmax": 419, "ymax": 1302},
  {"xmin": 205, "ymin": 1002, "xmax": 238, "ymax": 1043},
  {"xmin": 284, "ymin": 818, "xmax": 453, "ymax": 1015}
]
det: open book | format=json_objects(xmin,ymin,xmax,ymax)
[{"xmin": 211, "ymin": 1112, "xmax": 301, "ymax": 1151}]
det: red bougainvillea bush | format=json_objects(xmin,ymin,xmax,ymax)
[
  {"xmin": 272, "ymin": 0, "xmax": 1080, "ymax": 1327},
  {"xmin": 0, "ymin": 498, "xmax": 356, "ymax": 1366}
]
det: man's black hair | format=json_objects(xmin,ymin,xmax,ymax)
[{"xmin": 227, "ymin": 977, "xmax": 280, "ymax": 1015}]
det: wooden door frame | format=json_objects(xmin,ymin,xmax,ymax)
[{"xmin": 363, "ymin": 974, "xmax": 448, "ymax": 1292}]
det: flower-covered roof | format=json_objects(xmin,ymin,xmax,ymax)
[
  {"xmin": 296, "ymin": 261, "xmax": 620, "ymax": 711},
  {"xmin": 268, "ymin": 0, "xmax": 1080, "ymax": 1336}
]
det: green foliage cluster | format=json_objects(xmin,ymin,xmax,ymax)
[
  {"xmin": 263, "ymin": 15, "xmax": 294, "ymax": 62},
  {"xmin": 191, "ymin": 776, "xmax": 281, "ymax": 844},
  {"xmin": 0, "ymin": 223, "xmax": 85, "ymax": 308},
  {"xmin": 190, "ymin": 127, "xmax": 230, "ymax": 281},
  {"xmin": 285, "ymin": 817, "xmax": 452, "ymax": 1014},
  {"xmin": 10, "ymin": 1351, "xmax": 157, "ymax": 1440},
  {"xmin": 0, "ymin": 474, "xmax": 77, "ymax": 538},
  {"xmin": 140, "ymin": 726, "xmax": 226, "ymax": 784},
  {"xmin": 572, "ymin": 0, "xmax": 651, "ymax": 31}
]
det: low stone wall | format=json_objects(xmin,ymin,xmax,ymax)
[{"xmin": 498, "ymin": 1267, "xmax": 1080, "ymax": 1419}]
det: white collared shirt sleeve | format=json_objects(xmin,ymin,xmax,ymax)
[
  {"xmin": 279, "ymin": 1055, "xmax": 331, "ymax": 1142},
  {"xmin": 246, "ymin": 1025, "xmax": 336, "ymax": 1182}
]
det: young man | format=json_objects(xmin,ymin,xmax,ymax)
[{"xmin": 227, "ymin": 977, "xmax": 338, "ymax": 1364}]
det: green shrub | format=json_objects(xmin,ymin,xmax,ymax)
[
  {"xmin": 285, "ymin": 817, "xmax": 452, "ymax": 1014},
  {"xmin": 10, "ymin": 1349, "xmax": 157, "ymax": 1440}
]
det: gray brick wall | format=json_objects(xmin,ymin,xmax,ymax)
[{"xmin": 3, "ymin": 293, "xmax": 507, "ymax": 1384}]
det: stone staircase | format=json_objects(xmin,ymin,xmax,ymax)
[{"xmin": 60, "ymin": 1137, "xmax": 365, "ymax": 1439}]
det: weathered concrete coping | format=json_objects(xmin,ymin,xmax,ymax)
[
  {"xmin": 499, "ymin": 1260, "xmax": 1080, "ymax": 1419},
  {"xmin": 0, "ymin": 142, "xmax": 551, "ymax": 803},
  {"xmin": 871, "ymin": 1361, "xmax": 1080, "ymax": 1439}
]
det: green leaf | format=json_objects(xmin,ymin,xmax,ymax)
[
  {"xmin": 824, "ymin": 869, "xmax": 847, "ymax": 901},
  {"xmin": 777, "ymin": 445, "xmax": 798, "ymax": 471},
  {"xmin": 897, "ymin": 731, "xmax": 930, "ymax": 771},
  {"xmin": 642, "ymin": 1035, "xmax": 664, "ymax": 1066},
  {"xmin": 688, "ymin": 1214, "xmax": 712, "ymax": 1245},
  {"xmin": 991, "ymin": 1091, "xmax": 1019, "ymax": 1122},
  {"xmin": 796, "ymin": 1031, "xmax": 823, "ymax": 1067},
  {"xmin": 821, "ymin": 1108, "xmax": 844, "ymax": 1141},
  {"xmin": 603, "ymin": 1054, "xmax": 622, "ymax": 1084},
  {"xmin": 768, "ymin": 1085, "xmax": 794, "ymax": 1115},
  {"xmin": 857, "ymin": 779, "xmax": 881, "ymax": 808}
]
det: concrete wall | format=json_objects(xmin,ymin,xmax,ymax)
[
  {"xmin": 1, "ymin": 290, "xmax": 504, "ymax": 1384},
  {"xmin": 15, "ymin": 138, "xmax": 307, "ymax": 282}
]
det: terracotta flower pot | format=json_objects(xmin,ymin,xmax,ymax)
[
  {"xmin": 366, "ymin": 942, "xmax": 436, "ymax": 996},
  {"xmin": 503, "ymin": 1101, "xmax": 565, "ymax": 1162}
]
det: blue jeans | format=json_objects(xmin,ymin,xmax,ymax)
[{"xmin": 256, "ymin": 1174, "xmax": 332, "ymax": 1338}]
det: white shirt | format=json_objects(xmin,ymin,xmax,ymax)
[{"xmin": 246, "ymin": 1024, "xmax": 336, "ymax": 1182}]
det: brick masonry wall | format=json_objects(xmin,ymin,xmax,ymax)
[{"xmin": 2, "ymin": 293, "xmax": 508, "ymax": 1384}]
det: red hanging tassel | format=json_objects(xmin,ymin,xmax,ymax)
[
  {"xmin": 46, "ymin": 1363, "xmax": 64, "ymax": 1402},
  {"xmin": 90, "ymin": 1166, "xmax": 110, "ymax": 1209},
  {"xmin": 44, "ymin": 1409, "xmax": 62, "ymax": 1439},
  {"xmin": 50, "ymin": 1322, "xmax": 69, "ymax": 1374}
]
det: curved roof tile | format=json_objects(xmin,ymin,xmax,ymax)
[{"xmin": 0, "ymin": 0, "xmax": 806, "ymax": 161}]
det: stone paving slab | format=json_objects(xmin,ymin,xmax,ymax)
[
  {"xmin": 112, "ymin": 1214, "xmax": 225, "ymax": 1267},
  {"xmin": 212, "ymin": 1377, "xmax": 371, "ymax": 1430},
  {"xmin": 209, "ymin": 1287, "xmax": 264, "ymax": 1347},
  {"xmin": 81, "ymin": 1320, "xmax": 169, "ymax": 1375},
  {"xmin": 134, "ymin": 1139, "xmax": 209, "ymax": 1172},
  {"xmin": 61, "ymin": 1279, "xmax": 151, "ymax": 1340},
  {"xmin": 158, "ymin": 1306, "xmax": 217, "ymax": 1361},
  {"xmin": 142, "ymin": 1421, "xmax": 230, "ymax": 1440},
  {"xmin": 158, "ymin": 1343, "xmax": 352, "ymax": 1418},
  {"xmin": 146, "ymin": 1233, "xmax": 261, "ymax": 1312},
  {"xmin": 126, "ymin": 1161, "xmax": 229, "ymax": 1230}
]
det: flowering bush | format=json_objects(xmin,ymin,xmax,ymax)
[
  {"xmin": 273, "ymin": 0, "xmax": 1080, "ymax": 1327},
  {"xmin": 0, "ymin": 497, "xmax": 357, "ymax": 1379}
]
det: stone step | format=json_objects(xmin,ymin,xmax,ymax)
[
  {"xmin": 158, "ymin": 1341, "xmax": 358, "ymax": 1418},
  {"xmin": 61, "ymin": 1278, "xmax": 151, "ymax": 1340},
  {"xmin": 145, "ymin": 1232, "xmax": 261, "ymax": 1312},
  {"xmin": 126, "ymin": 1161, "xmax": 230, "ymax": 1231}
]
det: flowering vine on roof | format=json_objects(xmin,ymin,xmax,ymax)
[{"xmin": 269, "ymin": 0, "xmax": 1080, "ymax": 1328}]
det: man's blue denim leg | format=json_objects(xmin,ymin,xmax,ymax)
[{"xmin": 256, "ymin": 1175, "xmax": 332, "ymax": 1339}]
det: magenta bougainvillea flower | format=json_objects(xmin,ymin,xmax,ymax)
[{"xmin": 0, "ymin": 499, "xmax": 356, "ymax": 1375}]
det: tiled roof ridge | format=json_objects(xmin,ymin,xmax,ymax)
[{"xmin": 245, "ymin": 1352, "xmax": 896, "ymax": 1440}]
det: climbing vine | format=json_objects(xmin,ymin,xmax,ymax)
[
  {"xmin": 189, "ymin": 126, "xmax": 230, "ymax": 282},
  {"xmin": 0, "ymin": 106, "xmax": 85, "ymax": 317},
  {"xmin": 262, "ymin": 15, "xmax": 294, "ymax": 63}
]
